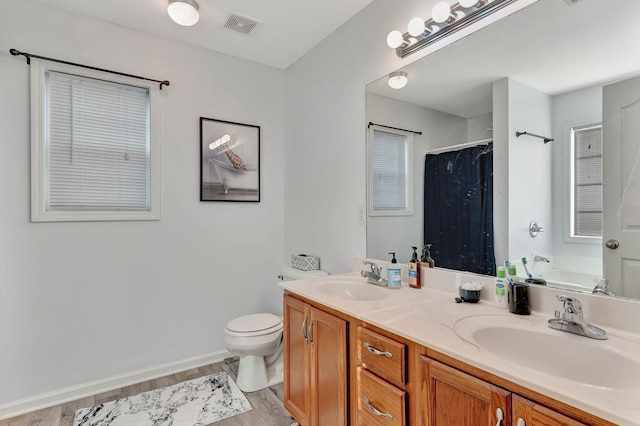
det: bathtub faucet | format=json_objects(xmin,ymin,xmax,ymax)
[{"xmin": 533, "ymin": 255, "xmax": 550, "ymax": 263}]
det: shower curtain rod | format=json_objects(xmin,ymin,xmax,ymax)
[
  {"xmin": 368, "ymin": 122, "xmax": 423, "ymax": 135},
  {"xmin": 515, "ymin": 131, "xmax": 554, "ymax": 143},
  {"xmin": 426, "ymin": 138, "xmax": 492, "ymax": 155},
  {"xmin": 9, "ymin": 48, "xmax": 170, "ymax": 90}
]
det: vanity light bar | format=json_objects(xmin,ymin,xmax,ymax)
[{"xmin": 391, "ymin": 0, "xmax": 519, "ymax": 58}]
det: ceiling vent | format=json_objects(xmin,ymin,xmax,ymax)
[{"xmin": 222, "ymin": 12, "xmax": 262, "ymax": 36}]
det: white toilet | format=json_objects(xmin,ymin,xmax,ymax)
[{"xmin": 224, "ymin": 267, "xmax": 329, "ymax": 392}]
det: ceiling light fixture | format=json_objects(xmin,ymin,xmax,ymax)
[
  {"xmin": 387, "ymin": 0, "xmax": 517, "ymax": 58},
  {"xmin": 168, "ymin": 0, "xmax": 200, "ymax": 27},
  {"xmin": 388, "ymin": 71, "xmax": 408, "ymax": 89}
]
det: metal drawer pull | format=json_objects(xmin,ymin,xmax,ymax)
[
  {"xmin": 364, "ymin": 342, "xmax": 393, "ymax": 358},
  {"xmin": 301, "ymin": 314, "xmax": 308, "ymax": 345},
  {"xmin": 308, "ymin": 318, "xmax": 315, "ymax": 347},
  {"xmin": 363, "ymin": 397, "xmax": 393, "ymax": 421}
]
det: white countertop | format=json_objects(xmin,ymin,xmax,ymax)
[{"xmin": 279, "ymin": 270, "xmax": 640, "ymax": 426}]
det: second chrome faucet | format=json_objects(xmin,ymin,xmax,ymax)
[{"xmin": 548, "ymin": 295, "xmax": 607, "ymax": 340}]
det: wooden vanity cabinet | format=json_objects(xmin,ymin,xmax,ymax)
[
  {"xmin": 283, "ymin": 292, "xmax": 609, "ymax": 426},
  {"xmin": 512, "ymin": 395, "xmax": 586, "ymax": 426},
  {"xmin": 421, "ymin": 357, "xmax": 511, "ymax": 425},
  {"xmin": 283, "ymin": 294, "xmax": 348, "ymax": 426},
  {"xmin": 421, "ymin": 357, "xmax": 591, "ymax": 426}
]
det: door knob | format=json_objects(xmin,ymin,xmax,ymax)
[{"xmin": 605, "ymin": 239, "xmax": 620, "ymax": 249}]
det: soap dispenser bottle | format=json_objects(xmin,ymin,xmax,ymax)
[
  {"xmin": 387, "ymin": 252, "xmax": 402, "ymax": 289},
  {"xmin": 494, "ymin": 266, "xmax": 507, "ymax": 308},
  {"xmin": 408, "ymin": 246, "xmax": 422, "ymax": 289},
  {"xmin": 421, "ymin": 244, "xmax": 435, "ymax": 268}
]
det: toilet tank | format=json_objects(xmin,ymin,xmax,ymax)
[{"xmin": 280, "ymin": 266, "xmax": 329, "ymax": 281}]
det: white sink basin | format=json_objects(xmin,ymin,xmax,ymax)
[
  {"xmin": 317, "ymin": 281, "xmax": 389, "ymax": 301},
  {"xmin": 455, "ymin": 315, "xmax": 640, "ymax": 390}
]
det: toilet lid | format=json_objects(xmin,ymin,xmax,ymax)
[{"xmin": 226, "ymin": 313, "xmax": 282, "ymax": 334}]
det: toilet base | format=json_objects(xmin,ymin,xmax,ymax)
[{"xmin": 236, "ymin": 355, "xmax": 283, "ymax": 393}]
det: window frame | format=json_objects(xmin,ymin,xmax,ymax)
[
  {"xmin": 367, "ymin": 125, "xmax": 414, "ymax": 217},
  {"xmin": 30, "ymin": 59, "xmax": 161, "ymax": 222},
  {"xmin": 563, "ymin": 118, "xmax": 602, "ymax": 244}
]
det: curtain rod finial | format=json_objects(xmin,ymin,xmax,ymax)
[{"xmin": 9, "ymin": 48, "xmax": 20, "ymax": 56}]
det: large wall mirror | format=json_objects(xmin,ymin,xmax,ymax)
[{"xmin": 366, "ymin": 0, "xmax": 640, "ymax": 300}]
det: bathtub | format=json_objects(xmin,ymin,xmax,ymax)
[
  {"xmin": 533, "ymin": 270, "xmax": 601, "ymax": 292},
  {"xmin": 209, "ymin": 157, "xmax": 258, "ymax": 194}
]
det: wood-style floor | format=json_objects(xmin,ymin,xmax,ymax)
[{"xmin": 0, "ymin": 361, "xmax": 294, "ymax": 426}]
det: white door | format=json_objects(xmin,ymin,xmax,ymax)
[{"xmin": 603, "ymin": 75, "xmax": 640, "ymax": 299}]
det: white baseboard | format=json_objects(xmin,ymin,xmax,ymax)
[{"xmin": 0, "ymin": 350, "xmax": 233, "ymax": 421}]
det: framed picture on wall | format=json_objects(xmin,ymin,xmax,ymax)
[{"xmin": 200, "ymin": 117, "xmax": 260, "ymax": 202}]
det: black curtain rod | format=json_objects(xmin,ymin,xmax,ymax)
[
  {"xmin": 368, "ymin": 121, "xmax": 423, "ymax": 135},
  {"xmin": 515, "ymin": 131, "xmax": 554, "ymax": 144},
  {"xmin": 10, "ymin": 48, "xmax": 170, "ymax": 90}
]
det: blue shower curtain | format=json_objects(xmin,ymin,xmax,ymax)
[{"xmin": 423, "ymin": 143, "xmax": 496, "ymax": 276}]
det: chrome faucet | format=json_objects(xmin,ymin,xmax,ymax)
[
  {"xmin": 361, "ymin": 261, "xmax": 388, "ymax": 287},
  {"xmin": 593, "ymin": 278, "xmax": 616, "ymax": 297},
  {"xmin": 533, "ymin": 255, "xmax": 550, "ymax": 263},
  {"xmin": 548, "ymin": 295, "xmax": 607, "ymax": 340}
]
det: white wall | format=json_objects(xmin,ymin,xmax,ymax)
[
  {"xmin": 365, "ymin": 94, "xmax": 467, "ymax": 261},
  {"xmin": 551, "ymin": 85, "xmax": 603, "ymax": 262},
  {"xmin": 467, "ymin": 112, "xmax": 494, "ymax": 142},
  {"xmin": 506, "ymin": 78, "xmax": 554, "ymax": 264},
  {"xmin": 0, "ymin": 0, "xmax": 285, "ymax": 405}
]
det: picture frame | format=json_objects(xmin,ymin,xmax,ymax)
[{"xmin": 200, "ymin": 117, "xmax": 260, "ymax": 202}]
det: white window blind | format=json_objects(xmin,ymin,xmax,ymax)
[
  {"xmin": 47, "ymin": 71, "xmax": 150, "ymax": 211},
  {"xmin": 369, "ymin": 128, "xmax": 413, "ymax": 216},
  {"xmin": 573, "ymin": 124, "xmax": 602, "ymax": 237}
]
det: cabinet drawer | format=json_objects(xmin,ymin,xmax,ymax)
[
  {"xmin": 357, "ymin": 326, "xmax": 406, "ymax": 387},
  {"xmin": 357, "ymin": 367, "xmax": 406, "ymax": 426}
]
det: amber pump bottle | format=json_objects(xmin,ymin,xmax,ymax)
[
  {"xmin": 421, "ymin": 244, "xmax": 435, "ymax": 268},
  {"xmin": 408, "ymin": 246, "xmax": 422, "ymax": 289}
]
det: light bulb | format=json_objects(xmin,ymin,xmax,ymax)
[
  {"xmin": 432, "ymin": 1, "xmax": 452, "ymax": 24},
  {"xmin": 388, "ymin": 71, "xmax": 408, "ymax": 90},
  {"xmin": 386, "ymin": 30, "xmax": 404, "ymax": 49},
  {"xmin": 459, "ymin": 0, "xmax": 481, "ymax": 7},
  {"xmin": 407, "ymin": 17, "xmax": 426, "ymax": 37},
  {"xmin": 167, "ymin": 0, "xmax": 200, "ymax": 27}
]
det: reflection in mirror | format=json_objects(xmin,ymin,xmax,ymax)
[{"xmin": 365, "ymin": 0, "xmax": 640, "ymax": 300}]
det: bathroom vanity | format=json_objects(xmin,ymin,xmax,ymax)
[{"xmin": 280, "ymin": 264, "xmax": 640, "ymax": 425}]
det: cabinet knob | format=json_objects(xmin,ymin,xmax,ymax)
[
  {"xmin": 517, "ymin": 418, "xmax": 526, "ymax": 426},
  {"xmin": 363, "ymin": 397, "xmax": 393, "ymax": 421},
  {"xmin": 495, "ymin": 408, "xmax": 504, "ymax": 426},
  {"xmin": 364, "ymin": 342, "xmax": 393, "ymax": 358}
]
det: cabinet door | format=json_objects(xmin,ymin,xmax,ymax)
[
  {"xmin": 513, "ymin": 395, "xmax": 587, "ymax": 426},
  {"xmin": 310, "ymin": 306, "xmax": 348, "ymax": 426},
  {"xmin": 421, "ymin": 357, "xmax": 511, "ymax": 426},
  {"xmin": 284, "ymin": 295, "xmax": 311, "ymax": 426}
]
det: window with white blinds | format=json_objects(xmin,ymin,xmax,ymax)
[
  {"xmin": 368, "ymin": 127, "xmax": 413, "ymax": 216},
  {"xmin": 572, "ymin": 124, "xmax": 602, "ymax": 237},
  {"xmin": 30, "ymin": 60, "xmax": 160, "ymax": 222}
]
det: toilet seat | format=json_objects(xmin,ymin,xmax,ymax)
[{"xmin": 225, "ymin": 313, "xmax": 283, "ymax": 337}]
